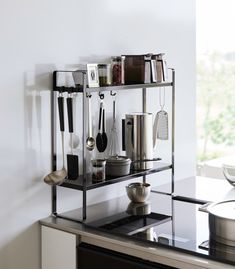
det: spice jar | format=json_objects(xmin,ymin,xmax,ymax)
[
  {"xmin": 98, "ymin": 64, "xmax": 111, "ymax": 86},
  {"xmin": 91, "ymin": 159, "xmax": 106, "ymax": 183},
  {"xmin": 111, "ymin": 56, "xmax": 125, "ymax": 85}
]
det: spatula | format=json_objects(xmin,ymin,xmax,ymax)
[
  {"xmin": 96, "ymin": 102, "xmax": 104, "ymax": 152},
  {"xmin": 101, "ymin": 106, "xmax": 108, "ymax": 152}
]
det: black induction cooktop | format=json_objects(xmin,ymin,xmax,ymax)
[{"xmin": 86, "ymin": 196, "xmax": 235, "ymax": 267}]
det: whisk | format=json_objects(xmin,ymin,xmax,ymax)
[{"xmin": 109, "ymin": 98, "xmax": 120, "ymax": 157}]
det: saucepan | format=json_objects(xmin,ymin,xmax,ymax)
[{"xmin": 200, "ymin": 200, "xmax": 235, "ymax": 246}]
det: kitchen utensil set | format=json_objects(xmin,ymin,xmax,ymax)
[
  {"xmin": 44, "ymin": 95, "xmax": 67, "ymax": 185},
  {"xmin": 44, "ymin": 87, "xmax": 169, "ymax": 185},
  {"xmin": 44, "ymin": 93, "xmax": 80, "ymax": 185}
]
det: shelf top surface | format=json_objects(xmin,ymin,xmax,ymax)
[
  {"xmin": 60, "ymin": 162, "xmax": 172, "ymax": 191},
  {"xmin": 86, "ymin": 81, "xmax": 173, "ymax": 92},
  {"xmin": 53, "ymin": 81, "xmax": 173, "ymax": 93}
]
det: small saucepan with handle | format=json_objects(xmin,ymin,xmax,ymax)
[{"xmin": 199, "ymin": 200, "xmax": 235, "ymax": 246}]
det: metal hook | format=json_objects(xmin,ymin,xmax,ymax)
[
  {"xmin": 86, "ymin": 92, "xmax": 92, "ymax": 98},
  {"xmin": 110, "ymin": 91, "xmax": 116, "ymax": 96},
  {"xmin": 67, "ymin": 91, "xmax": 73, "ymax": 97},
  {"xmin": 99, "ymin": 92, "xmax": 104, "ymax": 99}
]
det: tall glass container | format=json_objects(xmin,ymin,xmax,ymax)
[
  {"xmin": 111, "ymin": 56, "xmax": 125, "ymax": 85},
  {"xmin": 98, "ymin": 64, "xmax": 111, "ymax": 86}
]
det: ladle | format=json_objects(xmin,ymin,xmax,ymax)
[
  {"xmin": 86, "ymin": 95, "xmax": 95, "ymax": 151},
  {"xmin": 44, "ymin": 94, "xmax": 67, "ymax": 185}
]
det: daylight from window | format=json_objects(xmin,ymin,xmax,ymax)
[{"xmin": 197, "ymin": 0, "xmax": 235, "ymax": 177}]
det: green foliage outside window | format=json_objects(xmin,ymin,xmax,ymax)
[{"xmin": 197, "ymin": 51, "xmax": 235, "ymax": 162}]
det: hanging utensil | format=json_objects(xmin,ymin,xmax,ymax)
[
  {"xmin": 153, "ymin": 87, "xmax": 168, "ymax": 146},
  {"xmin": 101, "ymin": 105, "xmax": 108, "ymax": 152},
  {"xmin": 109, "ymin": 97, "xmax": 120, "ymax": 157},
  {"xmin": 44, "ymin": 94, "xmax": 67, "ymax": 185},
  {"xmin": 86, "ymin": 95, "xmax": 95, "ymax": 151},
  {"xmin": 66, "ymin": 93, "xmax": 79, "ymax": 180},
  {"xmin": 96, "ymin": 101, "xmax": 104, "ymax": 152},
  {"xmin": 69, "ymin": 95, "xmax": 79, "ymax": 149}
]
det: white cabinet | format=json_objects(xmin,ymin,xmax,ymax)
[{"xmin": 41, "ymin": 226, "xmax": 76, "ymax": 269}]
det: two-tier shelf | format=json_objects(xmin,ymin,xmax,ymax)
[{"xmin": 50, "ymin": 68, "xmax": 175, "ymax": 222}]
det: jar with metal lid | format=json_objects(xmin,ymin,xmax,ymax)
[
  {"xmin": 111, "ymin": 56, "xmax": 125, "ymax": 85},
  {"xmin": 98, "ymin": 64, "xmax": 111, "ymax": 86},
  {"xmin": 91, "ymin": 159, "xmax": 106, "ymax": 183}
]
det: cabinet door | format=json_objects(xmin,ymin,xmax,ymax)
[{"xmin": 41, "ymin": 226, "xmax": 76, "ymax": 269}]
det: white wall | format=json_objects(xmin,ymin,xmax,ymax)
[{"xmin": 0, "ymin": 1, "xmax": 196, "ymax": 268}]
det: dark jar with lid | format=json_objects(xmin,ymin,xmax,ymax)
[{"xmin": 111, "ymin": 56, "xmax": 125, "ymax": 85}]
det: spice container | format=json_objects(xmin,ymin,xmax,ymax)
[
  {"xmin": 98, "ymin": 64, "xmax": 111, "ymax": 86},
  {"xmin": 91, "ymin": 159, "xmax": 106, "ymax": 183},
  {"xmin": 111, "ymin": 56, "xmax": 125, "ymax": 85}
]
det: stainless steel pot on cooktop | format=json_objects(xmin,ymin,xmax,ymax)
[{"xmin": 200, "ymin": 200, "xmax": 235, "ymax": 247}]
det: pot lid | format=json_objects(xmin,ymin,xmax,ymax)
[
  {"xmin": 106, "ymin": 156, "xmax": 131, "ymax": 165},
  {"xmin": 91, "ymin": 159, "xmax": 106, "ymax": 167},
  {"xmin": 208, "ymin": 200, "xmax": 235, "ymax": 220}
]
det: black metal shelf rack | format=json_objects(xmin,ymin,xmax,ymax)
[{"xmin": 51, "ymin": 69, "xmax": 175, "ymax": 222}]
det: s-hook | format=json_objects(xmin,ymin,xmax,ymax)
[
  {"xmin": 99, "ymin": 92, "xmax": 104, "ymax": 99},
  {"xmin": 110, "ymin": 91, "xmax": 116, "ymax": 96},
  {"xmin": 86, "ymin": 92, "xmax": 92, "ymax": 98}
]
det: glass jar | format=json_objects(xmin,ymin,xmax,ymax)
[
  {"xmin": 98, "ymin": 64, "xmax": 111, "ymax": 86},
  {"xmin": 91, "ymin": 159, "xmax": 106, "ymax": 183},
  {"xmin": 111, "ymin": 56, "xmax": 125, "ymax": 85}
]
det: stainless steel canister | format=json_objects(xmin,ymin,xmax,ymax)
[{"xmin": 125, "ymin": 113, "xmax": 153, "ymax": 170}]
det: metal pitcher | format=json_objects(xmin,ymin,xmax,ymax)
[{"xmin": 124, "ymin": 113, "xmax": 153, "ymax": 170}]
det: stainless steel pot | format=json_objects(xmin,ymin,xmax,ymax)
[
  {"xmin": 208, "ymin": 239, "xmax": 235, "ymax": 262},
  {"xmin": 105, "ymin": 156, "xmax": 131, "ymax": 177},
  {"xmin": 200, "ymin": 200, "xmax": 235, "ymax": 246}
]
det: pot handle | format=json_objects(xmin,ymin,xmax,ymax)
[
  {"xmin": 122, "ymin": 119, "xmax": 126, "ymax": 151},
  {"xmin": 199, "ymin": 202, "xmax": 213, "ymax": 213}
]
